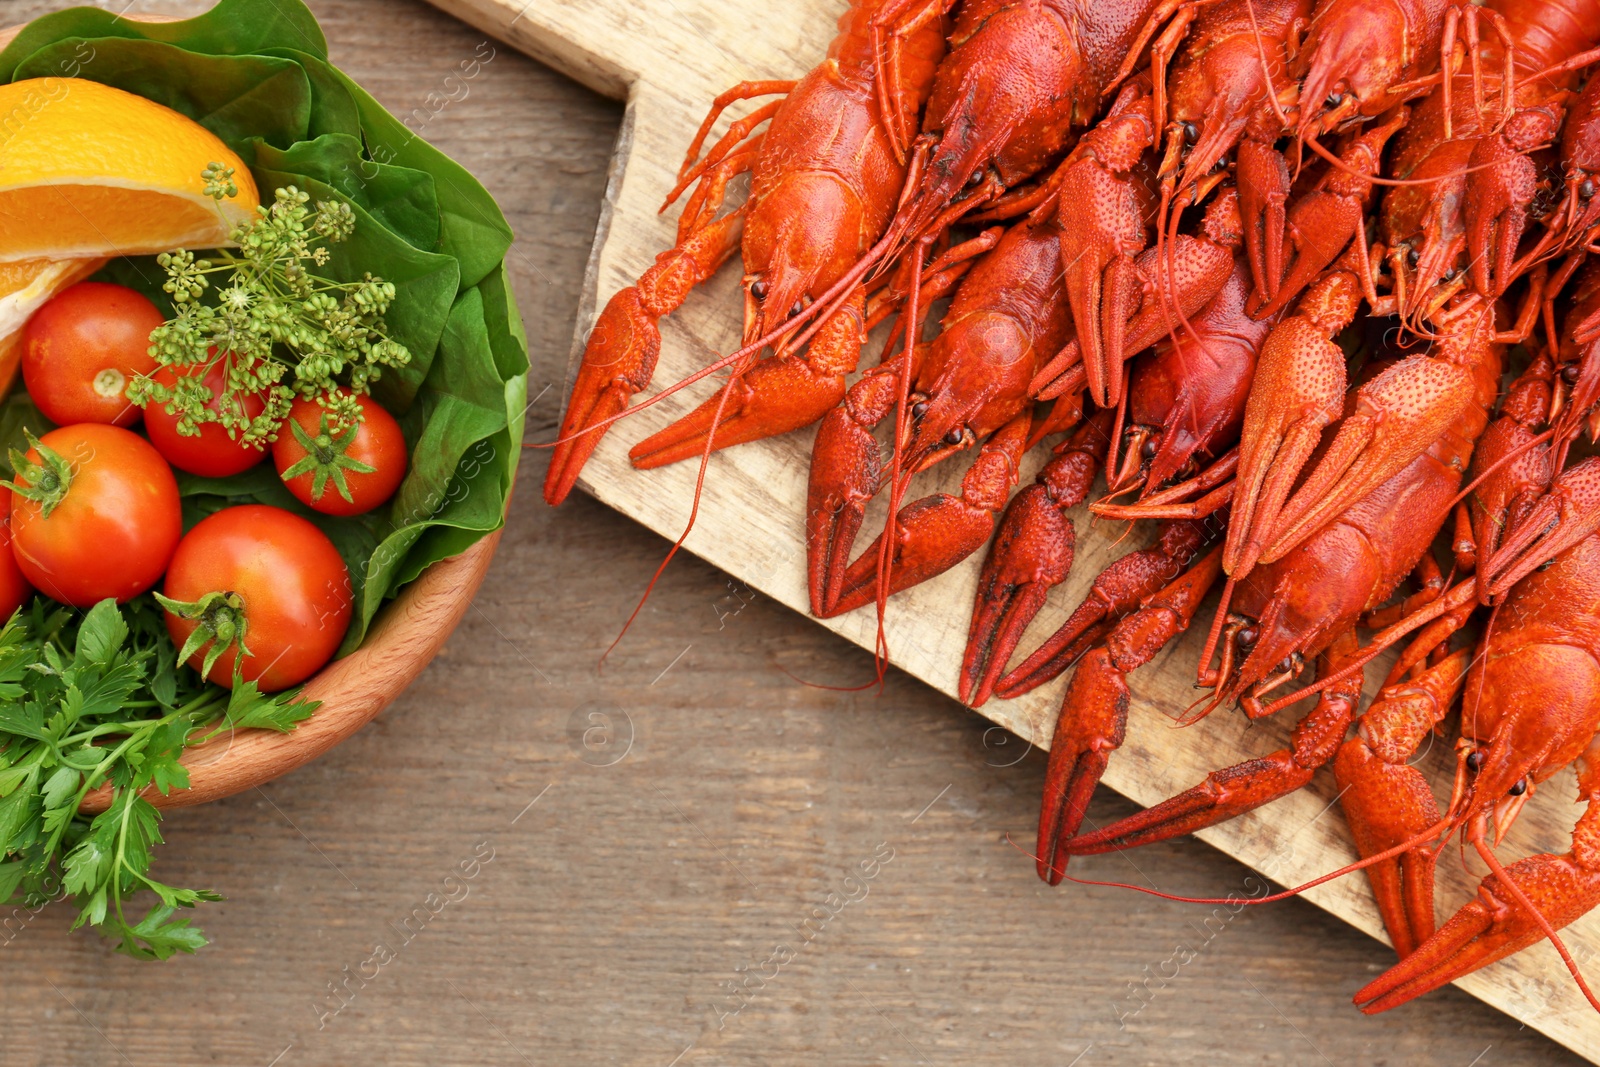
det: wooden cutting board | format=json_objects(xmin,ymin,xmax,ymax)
[{"xmin": 427, "ymin": 0, "xmax": 1600, "ymax": 1056}]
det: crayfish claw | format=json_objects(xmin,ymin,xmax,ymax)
[
  {"xmin": 1066, "ymin": 751, "xmax": 1317, "ymax": 856},
  {"xmin": 1355, "ymin": 850, "xmax": 1600, "ymax": 1013},
  {"xmin": 630, "ymin": 290, "xmax": 866, "ymax": 470},
  {"xmin": 545, "ymin": 287, "xmax": 663, "ymax": 507},
  {"xmin": 1037, "ymin": 647, "xmax": 1127, "ymax": 884},
  {"xmin": 806, "ymin": 399, "xmax": 886, "ymax": 618},
  {"xmin": 827, "ymin": 414, "xmax": 1032, "ymax": 618}
]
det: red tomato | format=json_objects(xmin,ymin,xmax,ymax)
[
  {"xmin": 162, "ymin": 505, "xmax": 351, "ymax": 691},
  {"xmin": 22, "ymin": 282, "xmax": 163, "ymax": 427},
  {"xmin": 273, "ymin": 392, "xmax": 406, "ymax": 516},
  {"xmin": 0, "ymin": 490, "xmax": 31, "ymax": 621},
  {"xmin": 9, "ymin": 424, "xmax": 181, "ymax": 605},
  {"xmin": 142, "ymin": 359, "xmax": 270, "ymax": 478}
]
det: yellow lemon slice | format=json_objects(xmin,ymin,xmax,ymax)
[
  {"xmin": 0, "ymin": 78, "xmax": 260, "ymax": 262},
  {"xmin": 0, "ymin": 258, "xmax": 112, "ymax": 396}
]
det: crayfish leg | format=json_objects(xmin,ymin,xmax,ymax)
[
  {"xmin": 1063, "ymin": 627, "xmax": 1363, "ymax": 859},
  {"xmin": 1035, "ymin": 545, "xmax": 1225, "ymax": 884},
  {"xmin": 961, "ymin": 413, "xmax": 1112, "ymax": 707},
  {"xmin": 544, "ymin": 207, "xmax": 746, "ymax": 506},
  {"xmin": 995, "ymin": 519, "xmax": 1211, "ymax": 700},
  {"xmin": 1334, "ymin": 650, "xmax": 1469, "ymax": 960}
]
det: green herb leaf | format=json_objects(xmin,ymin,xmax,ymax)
[
  {"xmin": 118, "ymin": 903, "xmax": 210, "ymax": 961},
  {"xmin": 0, "ymin": 859, "xmax": 27, "ymax": 903},
  {"xmin": 222, "ymin": 681, "xmax": 318, "ymax": 733},
  {"xmin": 0, "ymin": 704, "xmax": 46, "ymax": 742},
  {"xmin": 61, "ymin": 833, "xmax": 109, "ymax": 901},
  {"xmin": 38, "ymin": 766, "xmax": 79, "ymax": 812},
  {"xmin": 75, "ymin": 600, "xmax": 129, "ymax": 666},
  {"xmin": 0, "ymin": 597, "xmax": 304, "ymax": 957},
  {"xmin": 0, "ymin": 789, "xmax": 36, "ymax": 854}
]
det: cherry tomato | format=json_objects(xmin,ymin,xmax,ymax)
[
  {"xmin": 22, "ymin": 282, "xmax": 163, "ymax": 427},
  {"xmin": 0, "ymin": 490, "xmax": 32, "ymax": 621},
  {"xmin": 9, "ymin": 424, "xmax": 181, "ymax": 606},
  {"xmin": 161, "ymin": 505, "xmax": 351, "ymax": 691},
  {"xmin": 273, "ymin": 392, "xmax": 406, "ymax": 516},
  {"xmin": 142, "ymin": 359, "xmax": 270, "ymax": 478}
]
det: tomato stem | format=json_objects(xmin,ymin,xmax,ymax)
[
  {"xmin": 2, "ymin": 430, "xmax": 74, "ymax": 519},
  {"xmin": 279, "ymin": 412, "xmax": 375, "ymax": 503},
  {"xmin": 154, "ymin": 590, "xmax": 251, "ymax": 679}
]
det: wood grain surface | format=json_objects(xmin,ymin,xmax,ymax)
[
  {"xmin": 0, "ymin": 0, "xmax": 1587, "ymax": 1064},
  {"xmin": 422, "ymin": 0, "xmax": 1600, "ymax": 1059}
]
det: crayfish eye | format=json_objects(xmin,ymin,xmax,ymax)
[
  {"xmin": 945, "ymin": 427, "xmax": 965, "ymax": 447},
  {"xmin": 1406, "ymin": 246, "xmax": 1420, "ymax": 266},
  {"xmin": 750, "ymin": 279, "xmax": 769, "ymax": 300},
  {"xmin": 1235, "ymin": 625, "xmax": 1259, "ymax": 650},
  {"xmin": 1582, "ymin": 177, "xmax": 1596, "ymax": 201},
  {"xmin": 911, "ymin": 400, "xmax": 929, "ymax": 419},
  {"xmin": 1562, "ymin": 364, "xmax": 1581, "ymax": 384},
  {"xmin": 1440, "ymin": 267, "xmax": 1458, "ymax": 282},
  {"xmin": 1325, "ymin": 92, "xmax": 1345, "ymax": 110},
  {"xmin": 1509, "ymin": 778, "xmax": 1527, "ymax": 797},
  {"xmin": 968, "ymin": 169, "xmax": 985, "ymax": 187},
  {"xmin": 1140, "ymin": 437, "xmax": 1159, "ymax": 459},
  {"xmin": 788, "ymin": 301, "xmax": 804, "ymax": 320},
  {"xmin": 1466, "ymin": 750, "xmax": 1485, "ymax": 772},
  {"xmin": 1182, "ymin": 121, "xmax": 1199, "ymax": 145}
]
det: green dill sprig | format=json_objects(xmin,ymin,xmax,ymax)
[{"xmin": 128, "ymin": 166, "xmax": 412, "ymax": 447}]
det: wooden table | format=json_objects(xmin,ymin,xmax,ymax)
[{"xmin": 0, "ymin": 1, "xmax": 1585, "ymax": 1063}]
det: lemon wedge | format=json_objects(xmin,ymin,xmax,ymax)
[{"xmin": 0, "ymin": 78, "xmax": 259, "ymax": 262}]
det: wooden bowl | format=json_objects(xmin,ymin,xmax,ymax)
[
  {"xmin": 80, "ymin": 528, "xmax": 504, "ymax": 813},
  {"xmin": 0, "ymin": 16, "xmax": 512, "ymax": 813}
]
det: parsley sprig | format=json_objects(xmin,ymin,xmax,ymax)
[
  {"xmin": 128, "ymin": 166, "xmax": 412, "ymax": 447},
  {"xmin": 0, "ymin": 598, "xmax": 315, "ymax": 958}
]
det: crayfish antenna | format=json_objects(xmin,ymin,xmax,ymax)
[
  {"xmin": 1057, "ymin": 814, "xmax": 1459, "ymax": 907},
  {"xmin": 597, "ymin": 350, "xmax": 761, "ymax": 669}
]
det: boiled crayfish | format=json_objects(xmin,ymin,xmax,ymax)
[{"xmin": 546, "ymin": 0, "xmax": 1600, "ymax": 1018}]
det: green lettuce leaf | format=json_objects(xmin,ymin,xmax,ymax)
[
  {"xmin": 14, "ymin": 39, "xmax": 313, "ymax": 150},
  {"xmin": 0, "ymin": 0, "xmax": 327, "ymax": 79}
]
